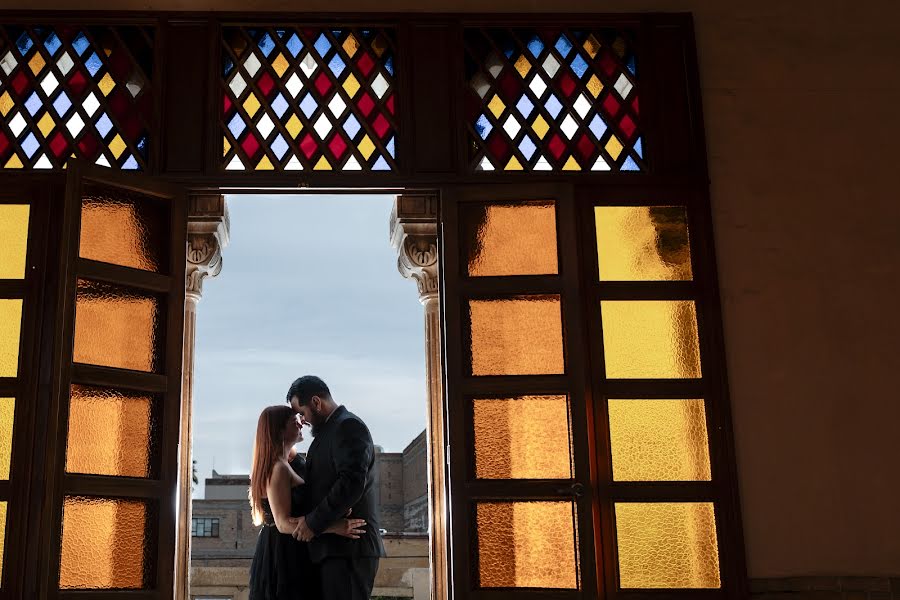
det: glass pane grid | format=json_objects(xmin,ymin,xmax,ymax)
[
  {"xmin": 0, "ymin": 204, "xmax": 30, "ymax": 279},
  {"xmin": 221, "ymin": 26, "xmax": 398, "ymax": 172},
  {"xmin": 595, "ymin": 206, "xmax": 693, "ymax": 281},
  {"xmin": 465, "ymin": 27, "xmax": 643, "ymax": 172},
  {"xmin": 461, "ymin": 201, "xmax": 559, "ymax": 277},
  {"xmin": 0, "ymin": 25, "xmax": 154, "ymax": 171}
]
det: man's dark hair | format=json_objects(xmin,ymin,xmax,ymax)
[{"xmin": 286, "ymin": 375, "xmax": 331, "ymax": 407}]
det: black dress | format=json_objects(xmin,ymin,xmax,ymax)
[{"xmin": 249, "ymin": 457, "xmax": 321, "ymax": 600}]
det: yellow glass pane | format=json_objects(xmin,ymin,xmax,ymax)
[
  {"xmin": 0, "ymin": 91, "xmax": 13, "ymax": 117},
  {"xmin": 562, "ymin": 156, "xmax": 580, "ymax": 170},
  {"xmin": 608, "ymin": 399, "xmax": 710, "ymax": 481},
  {"xmin": 0, "ymin": 204, "xmax": 30, "ymax": 279},
  {"xmin": 66, "ymin": 385, "xmax": 157, "ymax": 478},
  {"xmin": 477, "ymin": 501, "xmax": 578, "ymax": 588},
  {"xmin": 474, "ymin": 396, "xmax": 571, "ymax": 479},
  {"xmin": 358, "ymin": 135, "xmax": 375, "ymax": 160},
  {"xmin": 256, "ymin": 155, "xmax": 274, "ymax": 170},
  {"xmin": 487, "ymin": 94, "xmax": 505, "ymax": 119},
  {"xmin": 98, "ymin": 73, "xmax": 116, "ymax": 96},
  {"xmin": 29, "ymin": 52, "xmax": 45, "ymax": 75},
  {"xmin": 342, "ymin": 34, "xmax": 360, "ymax": 58},
  {"xmin": 605, "ymin": 135, "xmax": 623, "ymax": 160},
  {"xmin": 0, "ymin": 299, "xmax": 23, "ymax": 378},
  {"xmin": 286, "ymin": 114, "xmax": 303, "ymax": 138},
  {"xmin": 514, "ymin": 55, "xmax": 531, "ymax": 78},
  {"xmin": 37, "ymin": 112, "xmax": 56, "ymax": 137},
  {"xmin": 342, "ymin": 73, "xmax": 361, "ymax": 98},
  {"xmin": 79, "ymin": 187, "xmax": 167, "ymax": 273},
  {"xmin": 532, "ymin": 114, "xmax": 549, "ymax": 139},
  {"xmin": 461, "ymin": 201, "xmax": 558, "ymax": 277},
  {"xmin": 271, "ymin": 53, "xmax": 289, "ymax": 77},
  {"xmin": 587, "ymin": 74, "xmax": 604, "ymax": 98},
  {"xmin": 73, "ymin": 279, "xmax": 162, "ymax": 373},
  {"xmin": 583, "ymin": 34, "xmax": 601, "ymax": 58},
  {"xmin": 314, "ymin": 156, "xmax": 332, "ymax": 170},
  {"xmin": 615, "ymin": 502, "xmax": 720, "ymax": 588},
  {"xmin": 504, "ymin": 156, "xmax": 522, "ymax": 171},
  {"xmin": 108, "ymin": 134, "xmax": 126, "ymax": 159},
  {"xmin": 601, "ymin": 301, "xmax": 701, "ymax": 379},
  {"xmin": 0, "ymin": 397, "xmax": 13, "ymax": 480},
  {"xmin": 59, "ymin": 496, "xmax": 152, "ymax": 589},
  {"xmin": 243, "ymin": 92, "xmax": 261, "ymax": 118},
  {"xmin": 595, "ymin": 207, "xmax": 693, "ymax": 281},
  {"xmin": 0, "ymin": 501, "xmax": 6, "ymax": 586},
  {"xmin": 469, "ymin": 296, "xmax": 564, "ymax": 376}
]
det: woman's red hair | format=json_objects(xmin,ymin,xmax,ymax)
[{"xmin": 249, "ymin": 405, "xmax": 296, "ymax": 526}]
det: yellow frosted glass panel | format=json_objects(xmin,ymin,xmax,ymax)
[
  {"xmin": 59, "ymin": 496, "xmax": 153, "ymax": 589},
  {"xmin": 473, "ymin": 396, "xmax": 571, "ymax": 479},
  {"xmin": 477, "ymin": 501, "xmax": 578, "ymax": 588},
  {"xmin": 595, "ymin": 207, "xmax": 693, "ymax": 281},
  {"xmin": 469, "ymin": 296, "xmax": 564, "ymax": 376},
  {"xmin": 73, "ymin": 279, "xmax": 162, "ymax": 373},
  {"xmin": 0, "ymin": 501, "xmax": 6, "ymax": 586},
  {"xmin": 0, "ymin": 204, "xmax": 30, "ymax": 279},
  {"xmin": 601, "ymin": 301, "xmax": 701, "ymax": 379},
  {"xmin": 0, "ymin": 299, "xmax": 23, "ymax": 378},
  {"xmin": 79, "ymin": 187, "xmax": 168, "ymax": 273},
  {"xmin": 608, "ymin": 399, "xmax": 710, "ymax": 481},
  {"xmin": 615, "ymin": 502, "xmax": 720, "ymax": 588},
  {"xmin": 0, "ymin": 397, "xmax": 13, "ymax": 480},
  {"xmin": 462, "ymin": 202, "xmax": 558, "ymax": 277},
  {"xmin": 66, "ymin": 385, "xmax": 157, "ymax": 478}
]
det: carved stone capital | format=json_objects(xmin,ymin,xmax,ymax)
[
  {"xmin": 391, "ymin": 193, "xmax": 439, "ymax": 303},
  {"xmin": 186, "ymin": 194, "xmax": 230, "ymax": 300}
]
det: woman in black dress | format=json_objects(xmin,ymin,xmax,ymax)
[{"xmin": 248, "ymin": 405, "xmax": 366, "ymax": 600}]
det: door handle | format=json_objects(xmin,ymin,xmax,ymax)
[{"xmin": 554, "ymin": 482, "xmax": 585, "ymax": 498}]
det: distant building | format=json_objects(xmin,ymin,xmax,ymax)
[{"xmin": 190, "ymin": 432, "xmax": 430, "ymax": 600}]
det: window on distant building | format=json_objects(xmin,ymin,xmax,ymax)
[{"xmin": 191, "ymin": 517, "xmax": 220, "ymax": 538}]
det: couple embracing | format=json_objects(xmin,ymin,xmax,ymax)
[{"xmin": 248, "ymin": 375, "xmax": 385, "ymax": 600}]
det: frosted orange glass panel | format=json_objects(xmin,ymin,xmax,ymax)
[
  {"xmin": 59, "ymin": 496, "xmax": 154, "ymax": 589},
  {"xmin": 469, "ymin": 296, "xmax": 564, "ymax": 375},
  {"xmin": 66, "ymin": 385, "xmax": 158, "ymax": 478},
  {"xmin": 477, "ymin": 501, "xmax": 578, "ymax": 588},
  {"xmin": 0, "ymin": 299, "xmax": 23, "ymax": 377},
  {"xmin": 595, "ymin": 206, "xmax": 692, "ymax": 281},
  {"xmin": 462, "ymin": 202, "xmax": 558, "ymax": 276},
  {"xmin": 473, "ymin": 396, "xmax": 572, "ymax": 479},
  {"xmin": 601, "ymin": 301, "xmax": 701, "ymax": 379},
  {"xmin": 608, "ymin": 399, "xmax": 710, "ymax": 481},
  {"xmin": 0, "ymin": 397, "xmax": 13, "ymax": 480},
  {"xmin": 0, "ymin": 501, "xmax": 6, "ymax": 586},
  {"xmin": 73, "ymin": 279, "xmax": 162, "ymax": 373},
  {"xmin": 79, "ymin": 186, "xmax": 168, "ymax": 273},
  {"xmin": 0, "ymin": 204, "xmax": 30, "ymax": 279},
  {"xmin": 615, "ymin": 502, "xmax": 720, "ymax": 588}
]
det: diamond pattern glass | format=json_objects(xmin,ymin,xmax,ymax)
[
  {"xmin": 66, "ymin": 384, "xmax": 159, "ymax": 478},
  {"xmin": 615, "ymin": 502, "xmax": 721, "ymax": 588},
  {"xmin": 476, "ymin": 501, "xmax": 578, "ymax": 588},
  {"xmin": 595, "ymin": 206, "xmax": 693, "ymax": 280},
  {"xmin": 59, "ymin": 496, "xmax": 156, "ymax": 589},
  {"xmin": 461, "ymin": 201, "xmax": 558, "ymax": 277},
  {"xmin": 0, "ymin": 299, "xmax": 23, "ymax": 378},
  {"xmin": 473, "ymin": 395, "xmax": 572, "ymax": 479},
  {"xmin": 0, "ymin": 204, "xmax": 29, "ymax": 278},
  {"xmin": 608, "ymin": 399, "xmax": 711, "ymax": 481},
  {"xmin": 465, "ymin": 28, "xmax": 643, "ymax": 171},
  {"xmin": 0, "ymin": 397, "xmax": 13, "ymax": 480},
  {"xmin": 0, "ymin": 26, "xmax": 154, "ymax": 170},
  {"xmin": 221, "ymin": 27, "xmax": 398, "ymax": 171}
]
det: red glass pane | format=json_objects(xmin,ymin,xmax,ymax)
[
  {"xmin": 602, "ymin": 93, "xmax": 621, "ymax": 118},
  {"xmin": 328, "ymin": 134, "xmax": 347, "ymax": 159},
  {"xmin": 599, "ymin": 51, "xmax": 617, "ymax": 77},
  {"xmin": 498, "ymin": 71, "xmax": 521, "ymax": 102},
  {"xmin": 0, "ymin": 132, "xmax": 9, "ymax": 158},
  {"xmin": 487, "ymin": 133, "xmax": 510, "ymax": 162},
  {"xmin": 257, "ymin": 72, "xmax": 275, "ymax": 98},
  {"xmin": 619, "ymin": 114, "xmax": 636, "ymax": 140},
  {"xmin": 50, "ymin": 132, "xmax": 69, "ymax": 157},
  {"xmin": 548, "ymin": 134, "xmax": 565, "ymax": 160},
  {"xmin": 299, "ymin": 133, "xmax": 317, "ymax": 159},
  {"xmin": 357, "ymin": 93, "xmax": 375, "ymax": 117},
  {"xmin": 109, "ymin": 51, "xmax": 131, "ymax": 79},
  {"xmin": 558, "ymin": 72, "xmax": 576, "ymax": 98},
  {"xmin": 11, "ymin": 71, "xmax": 29, "ymax": 96},
  {"xmin": 632, "ymin": 96, "xmax": 640, "ymax": 114},
  {"xmin": 240, "ymin": 133, "xmax": 260, "ymax": 158},
  {"xmin": 224, "ymin": 95, "xmax": 233, "ymax": 114},
  {"xmin": 357, "ymin": 52, "xmax": 374, "ymax": 77},
  {"xmin": 78, "ymin": 133, "xmax": 100, "ymax": 159},
  {"xmin": 314, "ymin": 72, "xmax": 331, "ymax": 97},
  {"xmin": 68, "ymin": 71, "xmax": 88, "ymax": 96},
  {"xmin": 372, "ymin": 114, "xmax": 390, "ymax": 139},
  {"xmin": 576, "ymin": 133, "xmax": 594, "ymax": 160},
  {"xmin": 386, "ymin": 94, "xmax": 395, "ymax": 115}
]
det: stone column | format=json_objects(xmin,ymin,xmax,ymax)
[
  {"xmin": 176, "ymin": 194, "xmax": 230, "ymax": 600},
  {"xmin": 390, "ymin": 194, "xmax": 447, "ymax": 600}
]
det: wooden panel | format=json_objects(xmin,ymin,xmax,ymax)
[
  {"xmin": 162, "ymin": 21, "xmax": 210, "ymax": 174},
  {"xmin": 410, "ymin": 25, "xmax": 456, "ymax": 174}
]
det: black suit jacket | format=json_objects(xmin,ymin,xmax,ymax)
[{"xmin": 303, "ymin": 405, "xmax": 386, "ymax": 562}]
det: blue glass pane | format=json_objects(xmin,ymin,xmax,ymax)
[
  {"xmin": 554, "ymin": 35, "xmax": 573, "ymax": 58},
  {"xmin": 136, "ymin": 136, "xmax": 148, "ymax": 157},
  {"xmin": 343, "ymin": 114, "xmax": 361, "ymax": 139},
  {"xmin": 634, "ymin": 137, "xmax": 643, "ymax": 158},
  {"xmin": 16, "ymin": 32, "xmax": 33, "ymax": 56},
  {"xmin": 72, "ymin": 33, "xmax": 90, "ymax": 56},
  {"xmin": 276, "ymin": 29, "xmax": 286, "ymax": 38},
  {"xmin": 271, "ymin": 93, "xmax": 289, "ymax": 117},
  {"xmin": 475, "ymin": 114, "xmax": 492, "ymax": 140},
  {"xmin": 571, "ymin": 54, "xmax": 588, "ymax": 79},
  {"xmin": 223, "ymin": 57, "xmax": 234, "ymax": 77},
  {"xmin": 96, "ymin": 113, "xmax": 113, "ymax": 138},
  {"xmin": 526, "ymin": 35, "xmax": 544, "ymax": 58},
  {"xmin": 314, "ymin": 34, "xmax": 332, "ymax": 58},
  {"xmin": 387, "ymin": 136, "xmax": 395, "ymax": 158},
  {"xmin": 22, "ymin": 133, "xmax": 39, "ymax": 158},
  {"xmin": 622, "ymin": 156, "xmax": 640, "ymax": 171},
  {"xmin": 328, "ymin": 54, "xmax": 346, "ymax": 77},
  {"xmin": 25, "ymin": 92, "xmax": 42, "ymax": 116},
  {"xmin": 627, "ymin": 56, "xmax": 636, "ymax": 76},
  {"xmin": 86, "ymin": 52, "xmax": 102, "ymax": 77},
  {"xmin": 44, "ymin": 32, "xmax": 62, "ymax": 56},
  {"xmin": 122, "ymin": 155, "xmax": 139, "ymax": 170},
  {"xmin": 518, "ymin": 135, "xmax": 536, "ymax": 160},
  {"xmin": 299, "ymin": 93, "xmax": 318, "ymax": 118},
  {"xmin": 228, "ymin": 113, "xmax": 246, "ymax": 138},
  {"xmin": 257, "ymin": 33, "xmax": 275, "ymax": 57},
  {"xmin": 544, "ymin": 94, "xmax": 563, "ymax": 119},
  {"xmin": 53, "ymin": 92, "xmax": 72, "ymax": 117},
  {"xmin": 385, "ymin": 56, "xmax": 394, "ymax": 76},
  {"xmin": 516, "ymin": 95, "xmax": 534, "ymax": 118},
  {"xmin": 372, "ymin": 155, "xmax": 390, "ymax": 170},
  {"xmin": 271, "ymin": 133, "xmax": 289, "ymax": 159},
  {"xmin": 286, "ymin": 33, "xmax": 303, "ymax": 57},
  {"xmin": 589, "ymin": 114, "xmax": 608, "ymax": 140}
]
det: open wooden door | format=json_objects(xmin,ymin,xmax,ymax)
[{"xmin": 35, "ymin": 162, "xmax": 186, "ymax": 599}]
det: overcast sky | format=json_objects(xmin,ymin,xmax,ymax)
[{"xmin": 191, "ymin": 194, "xmax": 426, "ymax": 498}]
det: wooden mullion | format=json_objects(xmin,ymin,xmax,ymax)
[
  {"xmin": 602, "ymin": 378, "xmax": 705, "ymax": 398},
  {"xmin": 592, "ymin": 281, "xmax": 696, "ymax": 300},
  {"xmin": 460, "ymin": 374, "xmax": 571, "ymax": 396},
  {"xmin": 0, "ymin": 281, "xmax": 27, "ymax": 296},
  {"xmin": 59, "ymin": 591, "xmax": 159, "ymax": 600},
  {"xmin": 76, "ymin": 258, "xmax": 171, "ymax": 293},
  {"xmin": 62, "ymin": 475, "xmax": 164, "ymax": 498},
  {"xmin": 603, "ymin": 482, "xmax": 716, "ymax": 501},
  {"xmin": 462, "ymin": 480, "xmax": 579, "ymax": 499},
  {"xmin": 70, "ymin": 363, "xmax": 167, "ymax": 393},
  {"xmin": 459, "ymin": 276, "xmax": 562, "ymax": 296},
  {"xmin": 0, "ymin": 481, "xmax": 9, "ymax": 498},
  {"xmin": 0, "ymin": 379, "xmax": 18, "ymax": 394}
]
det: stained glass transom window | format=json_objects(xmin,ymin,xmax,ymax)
[
  {"xmin": 0, "ymin": 25, "xmax": 154, "ymax": 171},
  {"xmin": 221, "ymin": 27, "xmax": 398, "ymax": 172},
  {"xmin": 465, "ymin": 28, "xmax": 643, "ymax": 172}
]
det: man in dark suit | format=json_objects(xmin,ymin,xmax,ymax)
[{"xmin": 287, "ymin": 375, "xmax": 386, "ymax": 600}]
